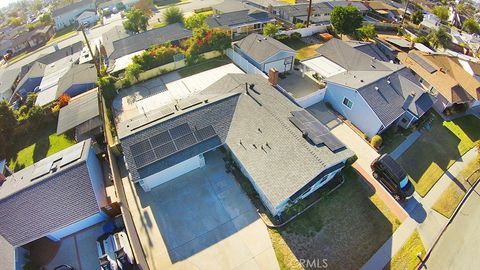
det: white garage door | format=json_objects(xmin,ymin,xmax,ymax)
[{"xmin": 140, "ymin": 155, "xmax": 205, "ymax": 191}]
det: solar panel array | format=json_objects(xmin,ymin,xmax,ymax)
[
  {"xmin": 289, "ymin": 111, "xmax": 345, "ymax": 152},
  {"xmin": 131, "ymin": 123, "xmax": 217, "ymax": 169},
  {"xmin": 409, "ymin": 53, "xmax": 437, "ymax": 74}
]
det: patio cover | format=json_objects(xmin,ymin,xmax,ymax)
[
  {"xmin": 302, "ymin": 56, "xmax": 346, "ymax": 78},
  {"xmin": 57, "ymin": 89, "xmax": 100, "ymax": 134}
]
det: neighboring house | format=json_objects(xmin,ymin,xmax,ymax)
[
  {"xmin": 211, "ymin": 0, "xmax": 252, "ymax": 14},
  {"xmin": 0, "ymin": 68, "xmax": 21, "ymax": 101},
  {"xmin": 383, "ymin": 37, "xmax": 435, "ymax": 53},
  {"xmin": 233, "ymin": 33, "xmax": 296, "ymax": 73},
  {"xmin": 36, "ymin": 41, "xmax": 84, "ymax": 65},
  {"xmin": 14, "ymin": 61, "xmax": 46, "ymax": 98},
  {"xmin": 205, "ymin": 10, "xmax": 275, "ymax": 40},
  {"xmin": 399, "ymin": 51, "xmax": 480, "ymax": 112},
  {"xmin": 52, "ymin": 0, "xmax": 96, "ymax": 30},
  {"xmin": 366, "ymin": 1, "xmax": 400, "ymax": 22},
  {"xmin": 8, "ymin": 25, "xmax": 55, "ymax": 54},
  {"xmin": 57, "ymin": 88, "xmax": 103, "ymax": 141},
  {"xmin": 35, "ymin": 62, "xmax": 97, "ymax": 107},
  {"xmin": 0, "ymin": 140, "xmax": 108, "ymax": 269},
  {"xmin": 103, "ymin": 23, "xmax": 192, "ymax": 69},
  {"xmin": 273, "ymin": 1, "xmax": 367, "ymax": 25},
  {"xmin": 98, "ymin": 0, "xmax": 139, "ymax": 10},
  {"xmin": 448, "ymin": 6, "xmax": 466, "ymax": 29},
  {"xmin": 117, "ymin": 74, "xmax": 353, "ymax": 216},
  {"xmin": 419, "ymin": 13, "xmax": 441, "ymax": 33},
  {"xmin": 76, "ymin": 10, "xmax": 99, "ymax": 26},
  {"xmin": 100, "ymin": 24, "xmax": 130, "ymax": 65},
  {"xmin": 346, "ymin": 40, "xmax": 391, "ymax": 62},
  {"xmin": 301, "ymin": 39, "xmax": 434, "ymax": 138}
]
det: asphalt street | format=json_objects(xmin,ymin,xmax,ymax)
[{"xmin": 423, "ymin": 182, "xmax": 480, "ymax": 270}]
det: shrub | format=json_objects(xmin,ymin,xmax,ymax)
[
  {"xmin": 290, "ymin": 32, "xmax": 302, "ymax": 40},
  {"xmin": 163, "ymin": 6, "xmax": 184, "ymax": 25},
  {"xmin": 125, "ymin": 63, "xmax": 142, "ymax": 81},
  {"xmin": 295, "ymin": 22, "xmax": 305, "ymax": 29},
  {"xmin": 263, "ymin": 23, "xmax": 280, "ymax": 37},
  {"xmin": 57, "ymin": 95, "xmax": 71, "ymax": 108},
  {"xmin": 371, "ymin": 135, "xmax": 383, "ymax": 149},
  {"xmin": 97, "ymin": 76, "xmax": 118, "ymax": 105},
  {"xmin": 132, "ymin": 45, "xmax": 184, "ymax": 70},
  {"xmin": 275, "ymin": 34, "xmax": 289, "ymax": 41}
]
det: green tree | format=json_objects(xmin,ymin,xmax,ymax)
[
  {"xmin": 432, "ymin": 6, "xmax": 449, "ymax": 22},
  {"xmin": 97, "ymin": 76, "xmax": 118, "ymax": 105},
  {"xmin": 116, "ymin": 2, "xmax": 126, "ymax": 11},
  {"xmin": 463, "ymin": 17, "xmax": 480, "ymax": 34},
  {"xmin": 7, "ymin": 17, "xmax": 23, "ymax": 26},
  {"xmin": 429, "ymin": 27, "xmax": 451, "ymax": 48},
  {"xmin": 0, "ymin": 101, "xmax": 17, "ymax": 158},
  {"xmin": 295, "ymin": 22, "xmax": 305, "ymax": 28},
  {"xmin": 210, "ymin": 31, "xmax": 232, "ymax": 52},
  {"xmin": 410, "ymin": 10, "xmax": 424, "ymax": 25},
  {"xmin": 356, "ymin": 24, "xmax": 376, "ymax": 40},
  {"xmin": 126, "ymin": 63, "xmax": 142, "ymax": 81},
  {"xmin": 330, "ymin": 6, "xmax": 363, "ymax": 36},
  {"xmin": 185, "ymin": 13, "xmax": 207, "ymax": 29},
  {"xmin": 39, "ymin": 13, "xmax": 52, "ymax": 25},
  {"xmin": 263, "ymin": 23, "xmax": 279, "ymax": 37},
  {"xmin": 414, "ymin": 35, "xmax": 431, "ymax": 46},
  {"xmin": 123, "ymin": 8, "xmax": 149, "ymax": 33},
  {"xmin": 163, "ymin": 6, "xmax": 184, "ymax": 25}
]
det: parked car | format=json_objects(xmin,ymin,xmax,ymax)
[
  {"xmin": 113, "ymin": 231, "xmax": 135, "ymax": 270},
  {"xmin": 370, "ymin": 154, "xmax": 415, "ymax": 200}
]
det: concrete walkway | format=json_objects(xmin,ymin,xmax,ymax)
[
  {"xmin": 362, "ymin": 148, "xmax": 479, "ymax": 270},
  {"xmin": 390, "ymin": 131, "xmax": 422, "ymax": 160}
]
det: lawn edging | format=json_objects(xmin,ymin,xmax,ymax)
[{"xmin": 418, "ymin": 170, "xmax": 480, "ymax": 269}]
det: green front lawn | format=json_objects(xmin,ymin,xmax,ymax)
[
  {"xmin": 47, "ymin": 25, "xmax": 77, "ymax": 45},
  {"xmin": 386, "ymin": 229, "xmax": 425, "ymax": 270},
  {"xmin": 8, "ymin": 120, "xmax": 76, "ymax": 172},
  {"xmin": 432, "ymin": 155, "xmax": 480, "ymax": 218},
  {"xmin": 270, "ymin": 168, "xmax": 400, "ymax": 269},
  {"xmin": 397, "ymin": 113, "xmax": 480, "ymax": 197}
]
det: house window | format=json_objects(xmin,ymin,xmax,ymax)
[
  {"xmin": 254, "ymin": 23, "xmax": 261, "ymax": 29},
  {"xmin": 343, "ymin": 97, "xmax": 353, "ymax": 109}
]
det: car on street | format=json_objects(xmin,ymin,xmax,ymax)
[{"xmin": 371, "ymin": 154, "xmax": 415, "ymax": 200}]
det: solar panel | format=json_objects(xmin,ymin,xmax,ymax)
[
  {"xmin": 130, "ymin": 139, "xmax": 152, "ymax": 155},
  {"xmin": 194, "ymin": 126, "xmax": 217, "ymax": 141},
  {"xmin": 60, "ymin": 143, "xmax": 84, "ymax": 167},
  {"xmin": 174, "ymin": 133, "xmax": 197, "ymax": 151},
  {"xmin": 320, "ymin": 134, "xmax": 345, "ymax": 152},
  {"xmin": 409, "ymin": 53, "xmax": 437, "ymax": 73},
  {"xmin": 154, "ymin": 141, "xmax": 177, "ymax": 159},
  {"xmin": 133, "ymin": 150, "xmax": 156, "ymax": 168},
  {"xmin": 169, "ymin": 123, "xmax": 192, "ymax": 140},
  {"xmin": 150, "ymin": 131, "xmax": 172, "ymax": 147}
]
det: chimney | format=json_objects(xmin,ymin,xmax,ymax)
[{"xmin": 268, "ymin": 68, "xmax": 279, "ymax": 85}]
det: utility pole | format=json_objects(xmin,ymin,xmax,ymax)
[
  {"xmin": 306, "ymin": 0, "xmax": 313, "ymax": 27},
  {"xmin": 401, "ymin": 0, "xmax": 410, "ymax": 28},
  {"xmin": 80, "ymin": 24, "xmax": 100, "ymax": 76}
]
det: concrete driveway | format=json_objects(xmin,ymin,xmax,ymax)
[
  {"xmin": 122, "ymin": 150, "xmax": 279, "ymax": 270},
  {"xmin": 308, "ymin": 103, "xmax": 408, "ymax": 221}
]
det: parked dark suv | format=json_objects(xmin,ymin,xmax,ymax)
[{"xmin": 370, "ymin": 154, "xmax": 415, "ymax": 200}]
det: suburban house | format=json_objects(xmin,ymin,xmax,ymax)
[
  {"xmin": 365, "ymin": 1, "xmax": 401, "ymax": 22},
  {"xmin": 35, "ymin": 62, "xmax": 97, "ymax": 107},
  {"xmin": 205, "ymin": 9, "xmax": 275, "ymax": 40},
  {"xmin": 57, "ymin": 88, "xmax": 103, "ymax": 141},
  {"xmin": 36, "ymin": 41, "xmax": 84, "ymax": 65},
  {"xmin": 233, "ymin": 33, "xmax": 296, "ymax": 73},
  {"xmin": 75, "ymin": 10, "xmax": 99, "ymax": 26},
  {"xmin": 211, "ymin": 0, "xmax": 252, "ymax": 14},
  {"xmin": 6, "ymin": 25, "xmax": 54, "ymax": 54},
  {"xmin": 98, "ymin": 0, "xmax": 139, "ymax": 10},
  {"xmin": 301, "ymin": 39, "xmax": 434, "ymax": 138},
  {"xmin": 14, "ymin": 61, "xmax": 47, "ymax": 98},
  {"xmin": 52, "ymin": 0, "xmax": 96, "ymax": 30},
  {"xmin": 0, "ymin": 68, "xmax": 21, "ymax": 101},
  {"xmin": 102, "ymin": 23, "xmax": 192, "ymax": 71},
  {"xmin": 117, "ymin": 74, "xmax": 353, "ymax": 216},
  {"xmin": 346, "ymin": 40, "xmax": 391, "ymax": 62},
  {"xmin": 398, "ymin": 51, "xmax": 480, "ymax": 112},
  {"xmin": 419, "ymin": 13, "xmax": 441, "ymax": 33},
  {"xmin": 0, "ymin": 140, "xmax": 108, "ymax": 270},
  {"xmin": 272, "ymin": 1, "xmax": 367, "ymax": 25}
]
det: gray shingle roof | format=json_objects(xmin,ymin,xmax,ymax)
[
  {"xmin": 234, "ymin": 33, "xmax": 295, "ymax": 63},
  {"xmin": 101, "ymin": 25, "xmax": 130, "ymax": 58},
  {"xmin": 35, "ymin": 41, "xmax": 84, "ymax": 65},
  {"xmin": 109, "ymin": 23, "xmax": 192, "ymax": 60},
  {"xmin": 57, "ymin": 88, "xmax": 100, "ymax": 134},
  {"xmin": 346, "ymin": 40, "xmax": 390, "ymax": 62},
  {"xmin": 0, "ymin": 68, "xmax": 20, "ymax": 94},
  {"xmin": 0, "ymin": 140, "xmax": 102, "ymax": 247},
  {"xmin": 205, "ymin": 10, "xmax": 274, "ymax": 28},
  {"xmin": 52, "ymin": 0, "xmax": 94, "ymax": 17},
  {"xmin": 320, "ymin": 39, "xmax": 433, "ymax": 125},
  {"xmin": 119, "ymin": 74, "xmax": 353, "ymax": 211},
  {"xmin": 274, "ymin": 2, "xmax": 332, "ymax": 18}
]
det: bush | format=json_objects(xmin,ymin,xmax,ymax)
[
  {"xmin": 125, "ymin": 63, "xmax": 142, "ymax": 81},
  {"xmin": 163, "ymin": 6, "xmax": 184, "ymax": 25},
  {"xmin": 97, "ymin": 76, "xmax": 118, "ymax": 105},
  {"xmin": 132, "ymin": 45, "xmax": 184, "ymax": 70},
  {"xmin": 275, "ymin": 34, "xmax": 289, "ymax": 41},
  {"xmin": 295, "ymin": 22, "xmax": 305, "ymax": 29},
  {"xmin": 290, "ymin": 32, "xmax": 302, "ymax": 40},
  {"xmin": 371, "ymin": 135, "xmax": 383, "ymax": 149}
]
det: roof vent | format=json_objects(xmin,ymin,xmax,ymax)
[
  {"xmin": 375, "ymin": 86, "xmax": 379, "ymax": 91},
  {"xmin": 387, "ymin": 79, "xmax": 391, "ymax": 84}
]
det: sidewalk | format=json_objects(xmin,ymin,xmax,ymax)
[{"xmin": 361, "ymin": 147, "xmax": 479, "ymax": 270}]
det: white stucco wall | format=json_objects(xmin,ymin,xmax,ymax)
[
  {"xmin": 325, "ymin": 82, "xmax": 383, "ymax": 138},
  {"xmin": 47, "ymin": 212, "xmax": 107, "ymax": 241},
  {"xmin": 262, "ymin": 51, "xmax": 295, "ymax": 73},
  {"xmin": 140, "ymin": 154, "xmax": 206, "ymax": 192}
]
